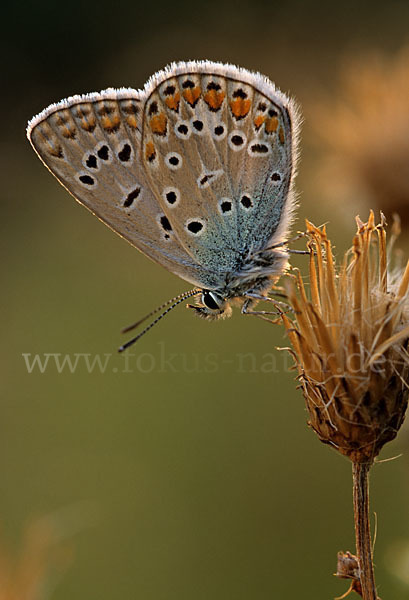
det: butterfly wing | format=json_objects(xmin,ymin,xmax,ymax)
[
  {"xmin": 139, "ymin": 61, "xmax": 300, "ymax": 280},
  {"xmin": 27, "ymin": 62, "xmax": 300, "ymax": 292},
  {"xmin": 27, "ymin": 89, "xmax": 215, "ymax": 288}
]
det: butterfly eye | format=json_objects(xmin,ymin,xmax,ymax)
[{"xmin": 202, "ymin": 291, "xmax": 223, "ymax": 310}]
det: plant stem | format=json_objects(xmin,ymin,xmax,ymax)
[{"xmin": 352, "ymin": 461, "xmax": 377, "ymax": 600}]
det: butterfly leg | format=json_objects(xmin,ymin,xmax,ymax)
[
  {"xmin": 241, "ymin": 298, "xmax": 283, "ymax": 322},
  {"xmin": 245, "ymin": 292, "xmax": 291, "ymax": 312}
]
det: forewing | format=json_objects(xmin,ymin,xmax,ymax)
[{"xmin": 27, "ymin": 89, "xmax": 213, "ymax": 288}]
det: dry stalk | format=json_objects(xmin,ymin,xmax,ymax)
[{"xmin": 282, "ymin": 212, "xmax": 409, "ymax": 599}]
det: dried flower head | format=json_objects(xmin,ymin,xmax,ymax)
[
  {"xmin": 283, "ymin": 212, "xmax": 409, "ymax": 463},
  {"xmin": 309, "ymin": 46, "xmax": 409, "ymax": 223}
]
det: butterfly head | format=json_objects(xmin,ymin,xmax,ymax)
[{"xmin": 187, "ymin": 290, "xmax": 232, "ymax": 320}]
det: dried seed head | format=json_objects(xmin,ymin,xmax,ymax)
[{"xmin": 283, "ymin": 212, "xmax": 409, "ymax": 463}]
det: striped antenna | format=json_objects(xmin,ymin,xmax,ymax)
[
  {"xmin": 121, "ymin": 289, "xmax": 201, "ymax": 334},
  {"xmin": 118, "ymin": 288, "xmax": 201, "ymax": 352}
]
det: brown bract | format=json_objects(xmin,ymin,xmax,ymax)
[{"xmin": 283, "ymin": 212, "xmax": 409, "ymax": 463}]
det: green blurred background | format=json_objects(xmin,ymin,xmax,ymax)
[{"xmin": 3, "ymin": 0, "xmax": 409, "ymax": 597}]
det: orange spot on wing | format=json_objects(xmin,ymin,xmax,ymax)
[
  {"xmin": 38, "ymin": 125, "xmax": 63, "ymax": 157},
  {"xmin": 229, "ymin": 98, "xmax": 251, "ymax": 119},
  {"xmin": 145, "ymin": 141, "xmax": 156, "ymax": 162},
  {"xmin": 36, "ymin": 124, "xmax": 63, "ymax": 156},
  {"xmin": 126, "ymin": 115, "xmax": 138, "ymax": 128},
  {"xmin": 50, "ymin": 145, "xmax": 63, "ymax": 157},
  {"xmin": 101, "ymin": 114, "xmax": 121, "ymax": 132},
  {"xmin": 60, "ymin": 127, "xmax": 76, "ymax": 138},
  {"xmin": 265, "ymin": 117, "xmax": 279, "ymax": 133},
  {"xmin": 165, "ymin": 92, "xmax": 180, "ymax": 111},
  {"xmin": 254, "ymin": 114, "xmax": 266, "ymax": 129},
  {"xmin": 182, "ymin": 87, "xmax": 201, "ymax": 107},
  {"xmin": 204, "ymin": 90, "xmax": 225, "ymax": 111},
  {"xmin": 74, "ymin": 105, "xmax": 90, "ymax": 117},
  {"xmin": 150, "ymin": 113, "xmax": 167, "ymax": 135},
  {"xmin": 73, "ymin": 105, "xmax": 96, "ymax": 132},
  {"xmin": 79, "ymin": 117, "xmax": 96, "ymax": 132},
  {"xmin": 278, "ymin": 127, "xmax": 285, "ymax": 144},
  {"xmin": 55, "ymin": 112, "xmax": 69, "ymax": 126},
  {"xmin": 55, "ymin": 112, "xmax": 77, "ymax": 138}
]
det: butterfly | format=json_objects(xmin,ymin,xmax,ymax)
[{"xmin": 27, "ymin": 60, "xmax": 300, "ymax": 350}]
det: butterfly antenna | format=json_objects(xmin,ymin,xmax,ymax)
[
  {"xmin": 121, "ymin": 289, "xmax": 201, "ymax": 334},
  {"xmin": 118, "ymin": 289, "xmax": 201, "ymax": 353}
]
